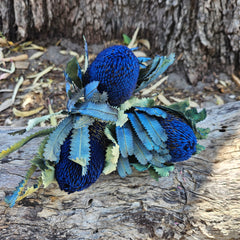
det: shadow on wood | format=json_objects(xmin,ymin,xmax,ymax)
[{"xmin": 0, "ymin": 101, "xmax": 240, "ymax": 239}]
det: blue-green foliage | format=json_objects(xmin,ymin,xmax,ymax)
[
  {"xmin": 135, "ymin": 54, "xmax": 175, "ymax": 92},
  {"xmin": 132, "ymin": 135, "xmax": 152, "ymax": 165},
  {"xmin": 135, "ymin": 112, "xmax": 167, "ymax": 145},
  {"xmin": 83, "ymin": 36, "xmax": 89, "ymax": 72},
  {"xmin": 114, "ymin": 105, "xmax": 173, "ymax": 178},
  {"xmin": 116, "ymin": 122, "xmax": 134, "ymax": 158},
  {"xmin": 70, "ymin": 124, "xmax": 90, "ymax": 176},
  {"xmin": 84, "ymin": 81, "xmax": 100, "ymax": 101},
  {"xmin": 113, "ymin": 99, "xmax": 208, "ymax": 179},
  {"xmin": 135, "ymin": 107, "xmax": 167, "ymax": 118},
  {"xmin": 75, "ymin": 102, "xmax": 118, "ymax": 122},
  {"xmin": 117, "ymin": 156, "xmax": 132, "ymax": 178},
  {"xmin": 43, "ymin": 116, "xmax": 73, "ymax": 163},
  {"xmin": 127, "ymin": 112, "xmax": 156, "ymax": 151}
]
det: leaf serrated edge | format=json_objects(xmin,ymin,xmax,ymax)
[{"xmin": 43, "ymin": 116, "xmax": 73, "ymax": 162}]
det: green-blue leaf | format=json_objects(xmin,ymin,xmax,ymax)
[
  {"xmin": 135, "ymin": 107, "xmax": 167, "ymax": 118},
  {"xmin": 116, "ymin": 122, "xmax": 134, "ymax": 158},
  {"xmin": 148, "ymin": 152, "xmax": 167, "ymax": 167},
  {"xmin": 70, "ymin": 124, "xmax": 90, "ymax": 176},
  {"xmin": 83, "ymin": 35, "xmax": 89, "ymax": 72},
  {"xmin": 73, "ymin": 115, "xmax": 94, "ymax": 129},
  {"xmin": 135, "ymin": 54, "xmax": 175, "ymax": 92},
  {"xmin": 117, "ymin": 156, "xmax": 132, "ymax": 178},
  {"xmin": 135, "ymin": 112, "xmax": 167, "ymax": 146},
  {"xmin": 84, "ymin": 81, "xmax": 100, "ymax": 101},
  {"xmin": 75, "ymin": 102, "xmax": 118, "ymax": 122},
  {"xmin": 43, "ymin": 116, "xmax": 73, "ymax": 163},
  {"xmin": 127, "ymin": 112, "xmax": 155, "ymax": 151},
  {"xmin": 133, "ymin": 134, "xmax": 152, "ymax": 165}
]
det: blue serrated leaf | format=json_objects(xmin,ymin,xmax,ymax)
[
  {"xmin": 149, "ymin": 150, "xmax": 172, "ymax": 167},
  {"xmin": 43, "ymin": 116, "xmax": 73, "ymax": 163},
  {"xmin": 132, "ymin": 134, "xmax": 152, "ymax": 165},
  {"xmin": 116, "ymin": 122, "xmax": 134, "ymax": 158},
  {"xmin": 75, "ymin": 102, "xmax": 118, "ymax": 122},
  {"xmin": 135, "ymin": 107, "xmax": 167, "ymax": 118},
  {"xmin": 127, "ymin": 112, "xmax": 155, "ymax": 151},
  {"xmin": 135, "ymin": 112, "xmax": 167, "ymax": 146},
  {"xmin": 149, "ymin": 152, "xmax": 168, "ymax": 167},
  {"xmin": 117, "ymin": 156, "xmax": 132, "ymax": 178},
  {"xmin": 130, "ymin": 47, "xmax": 139, "ymax": 51},
  {"xmin": 84, "ymin": 81, "xmax": 100, "ymax": 100},
  {"xmin": 67, "ymin": 90, "xmax": 84, "ymax": 112},
  {"xmin": 70, "ymin": 125, "xmax": 90, "ymax": 176},
  {"xmin": 73, "ymin": 115, "xmax": 94, "ymax": 129},
  {"xmin": 153, "ymin": 54, "xmax": 175, "ymax": 77},
  {"xmin": 135, "ymin": 54, "xmax": 175, "ymax": 92}
]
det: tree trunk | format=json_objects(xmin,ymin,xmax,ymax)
[
  {"xmin": 0, "ymin": 0, "xmax": 239, "ymax": 84},
  {"xmin": 0, "ymin": 101, "xmax": 240, "ymax": 240}
]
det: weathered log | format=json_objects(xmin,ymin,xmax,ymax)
[
  {"xmin": 0, "ymin": 0, "xmax": 239, "ymax": 83},
  {"xmin": 0, "ymin": 101, "xmax": 240, "ymax": 240}
]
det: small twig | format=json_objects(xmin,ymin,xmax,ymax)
[{"xmin": 1, "ymin": 54, "xmax": 28, "ymax": 62}]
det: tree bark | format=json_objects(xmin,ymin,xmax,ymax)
[
  {"xmin": 0, "ymin": 0, "xmax": 239, "ymax": 84},
  {"xmin": 0, "ymin": 101, "xmax": 240, "ymax": 240}
]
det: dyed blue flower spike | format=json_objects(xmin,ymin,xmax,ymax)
[
  {"xmin": 157, "ymin": 113, "xmax": 197, "ymax": 162},
  {"xmin": 84, "ymin": 45, "xmax": 140, "ymax": 106},
  {"xmin": 55, "ymin": 122, "xmax": 107, "ymax": 193},
  {"xmin": 1, "ymin": 40, "xmax": 208, "ymax": 207}
]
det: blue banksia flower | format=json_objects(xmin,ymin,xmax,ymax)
[
  {"xmin": 55, "ymin": 122, "xmax": 107, "ymax": 193},
  {"xmin": 84, "ymin": 45, "xmax": 140, "ymax": 106},
  {"xmin": 55, "ymin": 46, "xmax": 140, "ymax": 193},
  {"xmin": 157, "ymin": 113, "xmax": 197, "ymax": 162}
]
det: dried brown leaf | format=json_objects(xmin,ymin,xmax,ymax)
[
  {"xmin": 0, "ymin": 99, "xmax": 13, "ymax": 112},
  {"xmin": 0, "ymin": 38, "xmax": 8, "ymax": 47},
  {"xmin": 2, "ymin": 54, "xmax": 28, "ymax": 62},
  {"xmin": 23, "ymin": 43, "xmax": 46, "ymax": 51},
  {"xmin": 13, "ymin": 106, "xmax": 44, "ymax": 117},
  {"xmin": 232, "ymin": 73, "xmax": 240, "ymax": 87},
  {"xmin": 137, "ymin": 39, "xmax": 150, "ymax": 49},
  {"xmin": 0, "ymin": 73, "xmax": 11, "ymax": 80},
  {"xmin": 141, "ymin": 76, "xmax": 168, "ymax": 96},
  {"xmin": 29, "ymin": 51, "xmax": 45, "ymax": 60},
  {"xmin": 215, "ymin": 95, "xmax": 224, "ymax": 105},
  {"xmin": 133, "ymin": 50, "xmax": 147, "ymax": 58},
  {"xmin": 15, "ymin": 61, "xmax": 30, "ymax": 69},
  {"xmin": 157, "ymin": 93, "xmax": 171, "ymax": 106},
  {"xmin": 27, "ymin": 65, "xmax": 54, "ymax": 84},
  {"xmin": 128, "ymin": 27, "xmax": 140, "ymax": 49}
]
